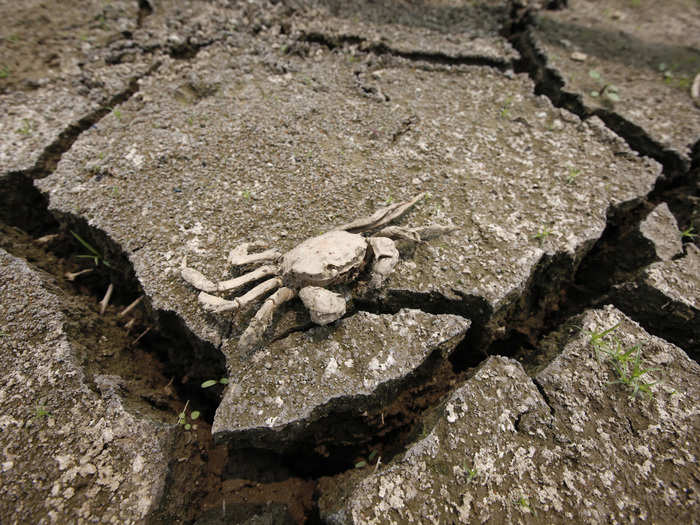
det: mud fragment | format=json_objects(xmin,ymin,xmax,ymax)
[
  {"xmin": 213, "ymin": 309, "xmax": 469, "ymax": 447},
  {"xmin": 0, "ymin": 249, "xmax": 174, "ymax": 523},
  {"xmin": 294, "ymin": 0, "xmax": 517, "ymax": 65},
  {"xmin": 521, "ymin": 0, "xmax": 700, "ymax": 171},
  {"xmin": 638, "ymin": 202, "xmax": 683, "ymax": 261},
  {"xmin": 334, "ymin": 307, "xmax": 699, "ymax": 524},
  {"xmin": 613, "ymin": 244, "xmax": 700, "ymax": 360}
]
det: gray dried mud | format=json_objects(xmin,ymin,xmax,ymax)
[{"xmin": 1, "ymin": 0, "xmax": 699, "ymax": 523}]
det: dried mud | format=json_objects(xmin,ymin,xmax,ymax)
[{"xmin": 1, "ymin": 1, "xmax": 698, "ymax": 524}]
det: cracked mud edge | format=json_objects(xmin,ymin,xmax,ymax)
[
  {"xmin": 301, "ymin": 31, "xmax": 512, "ymax": 70},
  {"xmin": 3, "ymin": 7, "xmax": 696, "ymax": 523},
  {"xmin": 0, "ymin": 63, "xmax": 160, "ymax": 235},
  {"xmin": 507, "ymin": 11, "xmax": 694, "ymax": 177}
]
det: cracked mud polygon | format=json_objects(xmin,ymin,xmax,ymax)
[{"xmin": 1, "ymin": 1, "xmax": 698, "ymax": 524}]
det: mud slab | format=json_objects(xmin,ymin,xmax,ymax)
[
  {"xmin": 36, "ymin": 38, "xmax": 660, "ymax": 367},
  {"xmin": 614, "ymin": 244, "xmax": 700, "ymax": 360},
  {"xmin": 331, "ymin": 306, "xmax": 700, "ymax": 524},
  {"xmin": 0, "ymin": 249, "xmax": 174, "ymax": 524},
  {"xmin": 292, "ymin": 0, "xmax": 518, "ymax": 65},
  {"xmin": 524, "ymin": 0, "xmax": 700, "ymax": 170},
  {"xmin": 214, "ymin": 309, "xmax": 469, "ymax": 446}
]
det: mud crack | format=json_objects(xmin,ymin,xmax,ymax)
[
  {"xmin": 507, "ymin": 13, "xmax": 692, "ymax": 177},
  {"xmin": 301, "ymin": 31, "xmax": 512, "ymax": 70}
]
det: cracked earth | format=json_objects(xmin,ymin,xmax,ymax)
[{"xmin": 1, "ymin": 1, "xmax": 698, "ymax": 524}]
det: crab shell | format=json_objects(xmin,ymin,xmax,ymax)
[{"xmin": 280, "ymin": 230, "xmax": 369, "ymax": 289}]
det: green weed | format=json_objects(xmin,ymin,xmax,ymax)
[
  {"xmin": 70, "ymin": 231, "xmax": 113, "ymax": 268},
  {"xmin": 516, "ymin": 496, "xmax": 534, "ymax": 514},
  {"xmin": 0, "ymin": 66, "xmax": 9, "ymax": 79},
  {"xmin": 587, "ymin": 323, "xmax": 658, "ymax": 398},
  {"xmin": 464, "ymin": 466, "xmax": 478, "ymax": 482},
  {"xmin": 588, "ymin": 70, "xmax": 620, "ymax": 102},
  {"xmin": 499, "ymin": 96, "xmax": 513, "ymax": 119},
  {"xmin": 566, "ymin": 167, "xmax": 581, "ymax": 184},
  {"xmin": 680, "ymin": 226, "xmax": 697, "ymax": 239},
  {"xmin": 17, "ymin": 119, "xmax": 32, "ymax": 135}
]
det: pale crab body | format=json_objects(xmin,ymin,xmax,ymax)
[
  {"xmin": 181, "ymin": 193, "xmax": 453, "ymax": 353},
  {"xmin": 280, "ymin": 230, "xmax": 369, "ymax": 289}
]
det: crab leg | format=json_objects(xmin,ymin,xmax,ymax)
[
  {"xmin": 199, "ymin": 277, "xmax": 282, "ymax": 313},
  {"xmin": 238, "ymin": 287, "xmax": 296, "ymax": 353},
  {"xmin": 336, "ymin": 193, "xmax": 426, "ymax": 234},
  {"xmin": 217, "ymin": 265, "xmax": 279, "ymax": 292},
  {"xmin": 228, "ymin": 243, "xmax": 281, "ymax": 266},
  {"xmin": 182, "ymin": 258, "xmax": 279, "ymax": 293},
  {"xmin": 375, "ymin": 224, "xmax": 456, "ymax": 242}
]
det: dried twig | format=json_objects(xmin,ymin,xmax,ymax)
[
  {"xmin": 123, "ymin": 318, "xmax": 135, "ymax": 333},
  {"xmin": 132, "ymin": 326, "xmax": 151, "ymax": 345},
  {"xmin": 99, "ymin": 284, "xmax": 114, "ymax": 315},
  {"xmin": 118, "ymin": 296, "xmax": 143, "ymax": 318},
  {"xmin": 64, "ymin": 268, "xmax": 93, "ymax": 281}
]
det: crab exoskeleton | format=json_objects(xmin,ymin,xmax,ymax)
[{"xmin": 181, "ymin": 193, "xmax": 453, "ymax": 352}]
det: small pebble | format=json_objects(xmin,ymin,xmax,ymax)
[{"xmin": 570, "ymin": 52, "xmax": 587, "ymax": 62}]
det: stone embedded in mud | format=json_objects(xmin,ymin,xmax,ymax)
[
  {"xmin": 614, "ymin": 244, "xmax": 700, "ymax": 360},
  {"xmin": 527, "ymin": 0, "xmax": 700, "ymax": 168},
  {"xmin": 212, "ymin": 309, "xmax": 469, "ymax": 446},
  {"xmin": 0, "ymin": 249, "xmax": 174, "ymax": 523},
  {"xmin": 334, "ymin": 307, "xmax": 699, "ymax": 524}
]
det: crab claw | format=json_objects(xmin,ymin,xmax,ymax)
[
  {"xmin": 368, "ymin": 237, "xmax": 399, "ymax": 288},
  {"xmin": 298, "ymin": 286, "xmax": 346, "ymax": 325}
]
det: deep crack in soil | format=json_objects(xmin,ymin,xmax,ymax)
[{"xmin": 2, "ymin": 1, "xmax": 698, "ymax": 523}]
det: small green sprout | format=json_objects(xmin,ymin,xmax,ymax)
[
  {"xmin": 385, "ymin": 195, "xmax": 394, "ymax": 205},
  {"xmin": 112, "ymin": 108, "xmax": 123, "ymax": 121},
  {"xmin": 587, "ymin": 322, "xmax": 621, "ymax": 356},
  {"xmin": 566, "ymin": 167, "xmax": 581, "ymax": 184},
  {"xmin": 680, "ymin": 226, "xmax": 697, "ymax": 239},
  {"xmin": 177, "ymin": 400, "xmax": 200, "ymax": 431},
  {"xmin": 35, "ymin": 405, "xmax": 50, "ymax": 418},
  {"xmin": 0, "ymin": 66, "xmax": 9, "ymax": 79},
  {"xmin": 517, "ymin": 496, "xmax": 533, "ymax": 514},
  {"xmin": 465, "ymin": 466, "xmax": 478, "ymax": 482},
  {"xmin": 71, "ymin": 230, "xmax": 113, "ymax": 268},
  {"xmin": 242, "ymin": 189, "xmax": 251, "ymax": 200},
  {"xmin": 533, "ymin": 228, "xmax": 553, "ymax": 241},
  {"xmin": 500, "ymin": 96, "xmax": 513, "ymax": 118},
  {"xmin": 201, "ymin": 378, "xmax": 229, "ymax": 388},
  {"xmin": 17, "ymin": 119, "xmax": 32, "ymax": 135},
  {"xmin": 354, "ymin": 460, "xmax": 367, "ymax": 469},
  {"xmin": 609, "ymin": 343, "xmax": 658, "ymax": 398},
  {"xmin": 601, "ymin": 84, "xmax": 620, "ymax": 102}
]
